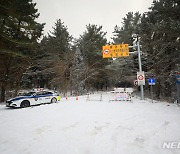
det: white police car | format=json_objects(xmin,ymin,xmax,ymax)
[{"xmin": 6, "ymin": 91, "xmax": 60, "ymax": 108}]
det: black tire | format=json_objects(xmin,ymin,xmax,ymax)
[
  {"xmin": 51, "ymin": 97, "xmax": 57, "ymax": 103},
  {"xmin": 20, "ymin": 100, "xmax": 30, "ymax": 108}
]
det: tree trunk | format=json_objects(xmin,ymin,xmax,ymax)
[{"xmin": 0, "ymin": 86, "xmax": 6, "ymax": 102}]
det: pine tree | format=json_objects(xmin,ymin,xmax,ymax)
[
  {"xmin": 0, "ymin": 0, "xmax": 44, "ymax": 102},
  {"xmin": 0, "ymin": 0, "xmax": 44, "ymax": 52},
  {"xmin": 24, "ymin": 19, "xmax": 73, "ymax": 91},
  {"xmin": 140, "ymin": 0, "xmax": 180, "ymax": 99},
  {"xmin": 113, "ymin": 12, "xmax": 141, "ymax": 44},
  {"xmin": 48, "ymin": 19, "xmax": 72, "ymax": 58},
  {"xmin": 77, "ymin": 24, "xmax": 108, "ymax": 91},
  {"xmin": 111, "ymin": 12, "xmax": 142, "ymax": 86}
]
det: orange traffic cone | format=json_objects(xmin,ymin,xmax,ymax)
[{"xmin": 76, "ymin": 96, "xmax": 78, "ymax": 100}]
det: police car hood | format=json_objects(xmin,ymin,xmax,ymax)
[{"xmin": 8, "ymin": 96, "xmax": 32, "ymax": 102}]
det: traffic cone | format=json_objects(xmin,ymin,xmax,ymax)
[
  {"xmin": 65, "ymin": 93, "xmax": 68, "ymax": 100},
  {"xmin": 76, "ymin": 96, "xmax": 78, "ymax": 100}
]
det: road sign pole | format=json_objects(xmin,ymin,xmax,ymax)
[
  {"xmin": 137, "ymin": 40, "xmax": 144, "ymax": 100},
  {"xmin": 148, "ymin": 78, "xmax": 156, "ymax": 103},
  {"xmin": 177, "ymin": 83, "xmax": 180, "ymax": 104},
  {"xmin": 150, "ymin": 85, "xmax": 153, "ymax": 103},
  {"xmin": 176, "ymin": 74, "xmax": 180, "ymax": 104}
]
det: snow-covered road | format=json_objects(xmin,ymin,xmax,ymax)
[{"xmin": 0, "ymin": 93, "xmax": 180, "ymax": 154}]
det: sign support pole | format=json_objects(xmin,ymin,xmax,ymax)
[
  {"xmin": 148, "ymin": 78, "xmax": 156, "ymax": 103},
  {"xmin": 176, "ymin": 74, "xmax": 180, "ymax": 104},
  {"xmin": 150, "ymin": 85, "xmax": 153, "ymax": 103},
  {"xmin": 137, "ymin": 39, "xmax": 144, "ymax": 100},
  {"xmin": 177, "ymin": 84, "xmax": 180, "ymax": 104}
]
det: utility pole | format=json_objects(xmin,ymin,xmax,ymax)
[
  {"xmin": 137, "ymin": 38, "xmax": 144, "ymax": 100},
  {"xmin": 133, "ymin": 34, "xmax": 144, "ymax": 100}
]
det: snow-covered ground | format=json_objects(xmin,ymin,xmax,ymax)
[{"xmin": 0, "ymin": 92, "xmax": 180, "ymax": 154}]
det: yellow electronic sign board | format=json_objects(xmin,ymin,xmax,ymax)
[{"xmin": 102, "ymin": 44, "xmax": 129, "ymax": 58}]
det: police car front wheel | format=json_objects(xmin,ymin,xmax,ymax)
[{"xmin": 20, "ymin": 100, "xmax": 30, "ymax": 108}]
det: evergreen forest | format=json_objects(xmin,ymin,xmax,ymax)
[{"xmin": 0, "ymin": 0, "xmax": 179, "ymax": 102}]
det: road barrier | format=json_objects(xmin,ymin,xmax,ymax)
[{"xmin": 109, "ymin": 88, "xmax": 133, "ymax": 102}]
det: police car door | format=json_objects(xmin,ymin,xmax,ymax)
[
  {"xmin": 34, "ymin": 92, "xmax": 44, "ymax": 105},
  {"xmin": 42, "ymin": 91, "xmax": 52, "ymax": 103}
]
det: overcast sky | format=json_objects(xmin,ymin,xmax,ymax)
[{"xmin": 34, "ymin": 0, "xmax": 153, "ymax": 41}]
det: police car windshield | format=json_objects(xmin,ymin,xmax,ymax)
[{"xmin": 22, "ymin": 92, "xmax": 36, "ymax": 96}]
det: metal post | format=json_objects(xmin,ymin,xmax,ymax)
[
  {"xmin": 150, "ymin": 85, "xmax": 153, "ymax": 103},
  {"xmin": 177, "ymin": 83, "xmax": 180, "ymax": 104},
  {"xmin": 175, "ymin": 74, "xmax": 180, "ymax": 104},
  {"xmin": 137, "ymin": 39, "xmax": 144, "ymax": 100}
]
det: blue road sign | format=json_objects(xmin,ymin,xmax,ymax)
[{"xmin": 148, "ymin": 78, "xmax": 156, "ymax": 85}]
